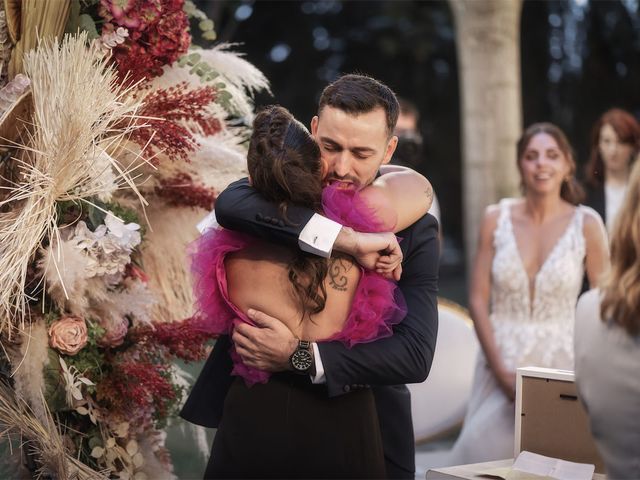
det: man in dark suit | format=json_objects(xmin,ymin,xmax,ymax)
[{"xmin": 181, "ymin": 74, "xmax": 439, "ymax": 479}]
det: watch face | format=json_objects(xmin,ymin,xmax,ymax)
[{"xmin": 291, "ymin": 349, "xmax": 313, "ymax": 371}]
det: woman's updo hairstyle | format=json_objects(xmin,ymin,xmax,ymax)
[
  {"xmin": 248, "ymin": 105, "xmax": 323, "ymax": 218},
  {"xmin": 247, "ymin": 105, "xmax": 328, "ymax": 318}
]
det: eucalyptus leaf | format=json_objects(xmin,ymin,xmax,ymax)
[
  {"xmin": 88, "ymin": 436, "xmax": 102, "ymax": 449},
  {"xmin": 202, "ymin": 31, "xmax": 217, "ymax": 41},
  {"xmin": 199, "ymin": 20, "xmax": 214, "ymax": 32},
  {"xmin": 90, "ymin": 446, "xmax": 104, "ymax": 459},
  {"xmin": 78, "ymin": 14, "xmax": 100, "ymax": 40}
]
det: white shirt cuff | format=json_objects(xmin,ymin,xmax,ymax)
[
  {"xmin": 298, "ymin": 213, "xmax": 343, "ymax": 258},
  {"xmin": 196, "ymin": 210, "xmax": 219, "ymax": 234},
  {"xmin": 310, "ymin": 342, "xmax": 326, "ymax": 384}
]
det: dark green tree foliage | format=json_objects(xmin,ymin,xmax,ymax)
[{"xmin": 203, "ymin": 0, "xmax": 640, "ymax": 253}]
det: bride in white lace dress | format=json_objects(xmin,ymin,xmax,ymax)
[{"xmin": 447, "ymin": 123, "xmax": 610, "ymax": 464}]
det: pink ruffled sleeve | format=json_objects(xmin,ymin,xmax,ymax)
[
  {"xmin": 328, "ymin": 270, "xmax": 406, "ymax": 346},
  {"xmin": 321, "ymin": 184, "xmax": 407, "ymax": 346},
  {"xmin": 321, "ymin": 184, "xmax": 385, "ymax": 233}
]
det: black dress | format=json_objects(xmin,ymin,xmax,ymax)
[{"xmin": 204, "ymin": 373, "xmax": 386, "ymax": 479}]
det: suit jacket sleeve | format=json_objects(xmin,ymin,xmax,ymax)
[
  {"xmin": 318, "ymin": 214, "xmax": 440, "ymax": 396},
  {"xmin": 215, "ymin": 177, "xmax": 314, "ymax": 246},
  {"xmin": 216, "ymin": 179, "xmax": 439, "ymax": 396}
]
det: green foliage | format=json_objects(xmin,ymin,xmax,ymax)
[
  {"xmin": 65, "ymin": 0, "xmax": 100, "ymax": 39},
  {"xmin": 184, "ymin": 0, "xmax": 217, "ymax": 41},
  {"xmin": 56, "ymin": 199, "xmax": 86, "ymax": 227},
  {"xmin": 104, "ymin": 201, "xmax": 140, "ymax": 227},
  {"xmin": 43, "ymin": 350, "xmax": 68, "ymax": 412},
  {"xmin": 68, "ymin": 198, "xmax": 146, "ymax": 237},
  {"xmin": 177, "ymin": 51, "xmax": 235, "ymax": 113},
  {"xmin": 63, "ymin": 322, "xmax": 107, "ymax": 386}
]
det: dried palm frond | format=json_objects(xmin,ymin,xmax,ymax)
[
  {"xmin": 0, "ymin": 32, "xmax": 149, "ymax": 337},
  {"xmin": 3, "ymin": 0, "xmax": 19, "ymax": 44},
  {"xmin": 9, "ymin": 0, "xmax": 71, "ymax": 77},
  {"xmin": 0, "ymin": 9, "xmax": 13, "ymax": 86},
  {"xmin": 0, "ymin": 89, "xmax": 31, "ymax": 149},
  {"xmin": 0, "ymin": 382, "xmax": 108, "ymax": 479}
]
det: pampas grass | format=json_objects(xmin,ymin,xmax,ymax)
[
  {"xmin": 196, "ymin": 43, "xmax": 270, "ymax": 118},
  {"xmin": 0, "ymin": 32, "xmax": 149, "ymax": 336},
  {"xmin": 0, "ymin": 382, "xmax": 108, "ymax": 479},
  {"xmin": 144, "ymin": 131, "xmax": 247, "ymax": 197},
  {"xmin": 155, "ymin": 43, "xmax": 270, "ymax": 120},
  {"xmin": 137, "ymin": 202, "xmax": 202, "ymax": 322},
  {"xmin": 8, "ymin": 321, "xmax": 49, "ymax": 424}
]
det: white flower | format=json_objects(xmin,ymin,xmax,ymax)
[
  {"xmin": 59, "ymin": 357, "xmax": 94, "ymax": 407},
  {"xmin": 69, "ymin": 215, "xmax": 140, "ymax": 278},
  {"xmin": 105, "ymin": 214, "xmax": 141, "ymax": 251}
]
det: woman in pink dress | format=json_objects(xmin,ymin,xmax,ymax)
[{"xmin": 187, "ymin": 105, "xmax": 432, "ymax": 479}]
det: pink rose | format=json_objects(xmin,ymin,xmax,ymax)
[
  {"xmin": 98, "ymin": 317, "xmax": 129, "ymax": 348},
  {"xmin": 49, "ymin": 316, "xmax": 88, "ymax": 355}
]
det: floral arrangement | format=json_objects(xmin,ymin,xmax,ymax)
[
  {"xmin": 98, "ymin": 0, "xmax": 191, "ymax": 83},
  {"xmin": 0, "ymin": 1, "xmax": 269, "ymax": 478}
]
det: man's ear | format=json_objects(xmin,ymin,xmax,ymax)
[
  {"xmin": 382, "ymin": 135, "xmax": 398, "ymax": 165},
  {"xmin": 310, "ymin": 116, "xmax": 319, "ymax": 137}
]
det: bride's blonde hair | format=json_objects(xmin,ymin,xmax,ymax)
[{"xmin": 601, "ymin": 160, "xmax": 640, "ymax": 335}]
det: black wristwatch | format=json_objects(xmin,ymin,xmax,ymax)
[{"xmin": 289, "ymin": 340, "xmax": 313, "ymax": 374}]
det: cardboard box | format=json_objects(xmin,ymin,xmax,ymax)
[{"xmin": 515, "ymin": 367, "xmax": 604, "ymax": 473}]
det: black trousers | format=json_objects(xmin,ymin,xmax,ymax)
[{"xmin": 204, "ymin": 374, "xmax": 386, "ymax": 479}]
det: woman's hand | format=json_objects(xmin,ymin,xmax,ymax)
[
  {"xmin": 495, "ymin": 368, "xmax": 517, "ymax": 401},
  {"xmin": 334, "ymin": 228, "xmax": 403, "ymax": 280}
]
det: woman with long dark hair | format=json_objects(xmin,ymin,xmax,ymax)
[{"xmin": 186, "ymin": 105, "xmax": 431, "ymax": 478}]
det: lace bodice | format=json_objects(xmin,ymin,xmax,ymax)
[{"xmin": 489, "ymin": 199, "xmax": 591, "ymax": 370}]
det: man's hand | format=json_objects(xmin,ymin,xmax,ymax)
[
  {"xmin": 232, "ymin": 309, "xmax": 298, "ymax": 372},
  {"xmin": 334, "ymin": 227, "xmax": 403, "ymax": 280}
]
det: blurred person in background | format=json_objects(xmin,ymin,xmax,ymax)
[
  {"xmin": 584, "ymin": 108, "xmax": 640, "ymax": 235},
  {"xmin": 393, "ymin": 98, "xmax": 441, "ymax": 227},
  {"xmin": 445, "ymin": 123, "xmax": 609, "ymax": 464},
  {"xmin": 575, "ymin": 159, "xmax": 640, "ymax": 480}
]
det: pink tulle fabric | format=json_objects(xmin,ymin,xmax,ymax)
[{"xmin": 190, "ymin": 184, "xmax": 406, "ymax": 385}]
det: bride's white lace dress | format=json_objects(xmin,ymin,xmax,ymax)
[{"xmin": 447, "ymin": 198, "xmax": 596, "ymax": 464}]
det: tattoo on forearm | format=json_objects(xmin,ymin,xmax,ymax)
[
  {"xmin": 328, "ymin": 258, "xmax": 353, "ymax": 291},
  {"xmin": 425, "ymin": 186, "xmax": 433, "ymax": 204}
]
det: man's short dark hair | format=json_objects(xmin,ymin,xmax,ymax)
[{"xmin": 318, "ymin": 74, "xmax": 399, "ymax": 136}]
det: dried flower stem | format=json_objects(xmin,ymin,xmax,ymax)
[{"xmin": 0, "ymin": 33, "xmax": 152, "ymax": 337}]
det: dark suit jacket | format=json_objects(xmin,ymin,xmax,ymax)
[{"xmin": 180, "ymin": 178, "xmax": 439, "ymax": 478}]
